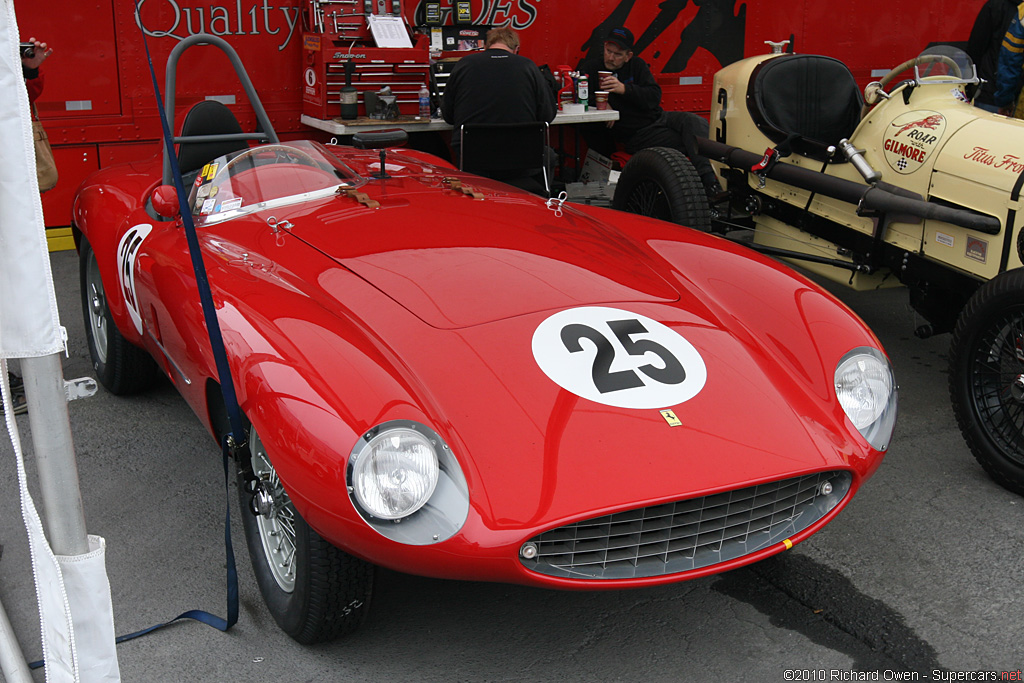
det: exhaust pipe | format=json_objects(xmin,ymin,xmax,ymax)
[{"xmin": 698, "ymin": 138, "xmax": 1000, "ymax": 234}]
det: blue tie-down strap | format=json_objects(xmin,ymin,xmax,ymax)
[
  {"xmin": 30, "ymin": 437, "xmax": 238, "ymax": 670},
  {"xmin": 126, "ymin": 3, "xmax": 244, "ymax": 636},
  {"xmin": 114, "ymin": 437, "xmax": 239, "ymax": 641}
]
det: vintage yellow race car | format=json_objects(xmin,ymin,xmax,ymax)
[{"xmin": 613, "ymin": 45, "xmax": 1024, "ymax": 495}]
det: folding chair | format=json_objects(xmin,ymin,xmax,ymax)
[{"xmin": 459, "ymin": 121, "xmax": 551, "ymax": 196}]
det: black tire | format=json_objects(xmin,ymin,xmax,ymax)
[
  {"xmin": 79, "ymin": 235, "xmax": 160, "ymax": 395},
  {"xmin": 238, "ymin": 425, "xmax": 374, "ymax": 643},
  {"xmin": 612, "ymin": 146, "xmax": 712, "ymax": 231},
  {"xmin": 949, "ymin": 268, "xmax": 1024, "ymax": 495}
]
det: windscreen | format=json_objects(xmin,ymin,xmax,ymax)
[
  {"xmin": 913, "ymin": 45, "xmax": 978, "ymax": 83},
  {"xmin": 188, "ymin": 140, "xmax": 359, "ymax": 224}
]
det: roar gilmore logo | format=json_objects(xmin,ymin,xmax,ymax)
[{"xmin": 882, "ymin": 111, "xmax": 946, "ymax": 175}]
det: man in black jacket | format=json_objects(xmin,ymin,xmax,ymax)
[
  {"xmin": 441, "ymin": 27, "xmax": 557, "ymax": 163},
  {"xmin": 576, "ymin": 26, "xmax": 720, "ymax": 197}
]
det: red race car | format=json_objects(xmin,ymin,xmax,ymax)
[{"xmin": 72, "ymin": 35, "xmax": 896, "ymax": 643}]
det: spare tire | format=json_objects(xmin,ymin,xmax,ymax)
[{"xmin": 612, "ymin": 146, "xmax": 712, "ymax": 231}]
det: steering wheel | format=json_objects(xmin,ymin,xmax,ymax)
[
  {"xmin": 862, "ymin": 54, "xmax": 964, "ymax": 116},
  {"xmin": 222, "ymin": 144, "xmax": 321, "ymax": 174}
]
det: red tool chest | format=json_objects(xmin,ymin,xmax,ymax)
[{"xmin": 301, "ymin": 0, "xmax": 431, "ymax": 119}]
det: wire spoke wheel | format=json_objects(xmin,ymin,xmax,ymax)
[
  {"xmin": 78, "ymin": 235, "xmax": 160, "ymax": 394},
  {"xmin": 966, "ymin": 311, "xmax": 1024, "ymax": 459},
  {"xmin": 624, "ymin": 178, "xmax": 673, "ymax": 221},
  {"xmin": 85, "ymin": 255, "xmax": 109, "ymax": 364},
  {"xmin": 250, "ymin": 428, "xmax": 299, "ymax": 592},
  {"xmin": 950, "ymin": 269, "xmax": 1024, "ymax": 494},
  {"xmin": 238, "ymin": 423, "xmax": 375, "ymax": 642}
]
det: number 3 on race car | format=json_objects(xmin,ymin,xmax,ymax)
[{"xmin": 532, "ymin": 307, "xmax": 707, "ymax": 410}]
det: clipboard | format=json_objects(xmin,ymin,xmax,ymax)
[{"xmin": 368, "ymin": 15, "xmax": 413, "ymax": 48}]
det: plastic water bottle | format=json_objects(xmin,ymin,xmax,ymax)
[{"xmin": 418, "ymin": 84, "xmax": 431, "ymax": 119}]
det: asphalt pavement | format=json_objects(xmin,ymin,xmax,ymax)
[{"xmin": 0, "ymin": 249, "xmax": 1021, "ymax": 682}]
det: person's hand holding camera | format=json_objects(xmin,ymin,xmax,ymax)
[{"xmin": 20, "ymin": 37, "xmax": 52, "ymax": 71}]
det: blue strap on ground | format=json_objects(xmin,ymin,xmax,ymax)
[
  {"xmin": 114, "ymin": 437, "xmax": 239, "ymax": 642},
  {"xmin": 29, "ymin": 437, "xmax": 238, "ymax": 668},
  {"xmin": 33, "ymin": 13, "xmax": 248, "ymax": 673}
]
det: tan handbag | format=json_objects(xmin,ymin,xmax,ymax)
[{"xmin": 32, "ymin": 115, "xmax": 58, "ymax": 193}]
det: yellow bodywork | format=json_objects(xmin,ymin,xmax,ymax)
[{"xmin": 709, "ymin": 53, "xmax": 1024, "ymax": 287}]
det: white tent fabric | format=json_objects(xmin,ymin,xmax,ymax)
[
  {"xmin": 0, "ymin": 1, "xmax": 60, "ymax": 359},
  {"xmin": 0, "ymin": 1, "xmax": 120, "ymax": 680}
]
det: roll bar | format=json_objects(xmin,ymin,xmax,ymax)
[{"xmin": 161, "ymin": 33, "xmax": 280, "ymax": 185}]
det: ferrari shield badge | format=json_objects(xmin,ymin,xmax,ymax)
[
  {"xmin": 882, "ymin": 110, "xmax": 946, "ymax": 175},
  {"xmin": 660, "ymin": 409, "xmax": 683, "ymax": 427},
  {"xmin": 532, "ymin": 307, "xmax": 707, "ymax": 410}
]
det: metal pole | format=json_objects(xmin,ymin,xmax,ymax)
[
  {"xmin": 20, "ymin": 353, "xmax": 89, "ymax": 556},
  {"xmin": 0, "ymin": 589, "xmax": 32, "ymax": 683}
]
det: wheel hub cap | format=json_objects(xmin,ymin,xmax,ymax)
[
  {"xmin": 86, "ymin": 261, "xmax": 109, "ymax": 363},
  {"xmin": 251, "ymin": 480, "xmax": 277, "ymax": 518},
  {"xmin": 1013, "ymin": 374, "xmax": 1024, "ymax": 403}
]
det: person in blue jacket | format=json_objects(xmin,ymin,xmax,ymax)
[
  {"xmin": 993, "ymin": 5, "xmax": 1024, "ymax": 115},
  {"xmin": 967, "ymin": 0, "xmax": 1019, "ymax": 112}
]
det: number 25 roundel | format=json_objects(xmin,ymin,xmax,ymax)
[{"xmin": 532, "ymin": 307, "xmax": 707, "ymax": 410}]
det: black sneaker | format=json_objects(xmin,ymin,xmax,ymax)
[{"xmin": 8, "ymin": 371, "xmax": 23, "ymax": 392}]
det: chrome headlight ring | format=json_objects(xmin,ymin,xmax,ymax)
[
  {"xmin": 834, "ymin": 347, "xmax": 898, "ymax": 451},
  {"xmin": 346, "ymin": 420, "xmax": 469, "ymax": 545}
]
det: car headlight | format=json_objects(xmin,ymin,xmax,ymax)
[
  {"xmin": 834, "ymin": 347, "xmax": 898, "ymax": 451},
  {"xmin": 351, "ymin": 427, "xmax": 439, "ymax": 519},
  {"xmin": 347, "ymin": 420, "xmax": 469, "ymax": 545}
]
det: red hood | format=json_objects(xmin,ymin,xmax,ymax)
[{"xmin": 286, "ymin": 185, "xmax": 679, "ymax": 328}]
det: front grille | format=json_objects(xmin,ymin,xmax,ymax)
[{"xmin": 520, "ymin": 470, "xmax": 851, "ymax": 580}]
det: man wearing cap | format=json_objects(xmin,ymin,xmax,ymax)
[{"xmin": 576, "ymin": 26, "xmax": 720, "ymax": 198}]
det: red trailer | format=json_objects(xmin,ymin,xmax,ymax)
[{"xmin": 14, "ymin": 0, "xmax": 978, "ymax": 240}]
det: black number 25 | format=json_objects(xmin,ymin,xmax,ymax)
[{"xmin": 560, "ymin": 319, "xmax": 686, "ymax": 393}]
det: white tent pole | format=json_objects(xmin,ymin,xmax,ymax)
[
  {"xmin": 0, "ymin": 589, "xmax": 32, "ymax": 683},
  {"xmin": 21, "ymin": 353, "xmax": 89, "ymax": 556}
]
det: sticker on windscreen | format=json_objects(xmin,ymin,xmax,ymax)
[
  {"xmin": 219, "ymin": 197, "xmax": 243, "ymax": 213},
  {"xmin": 532, "ymin": 307, "xmax": 707, "ymax": 409},
  {"xmin": 117, "ymin": 223, "xmax": 153, "ymax": 335}
]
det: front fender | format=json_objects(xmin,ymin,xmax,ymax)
[{"xmin": 74, "ymin": 172, "xmax": 163, "ymax": 347}]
